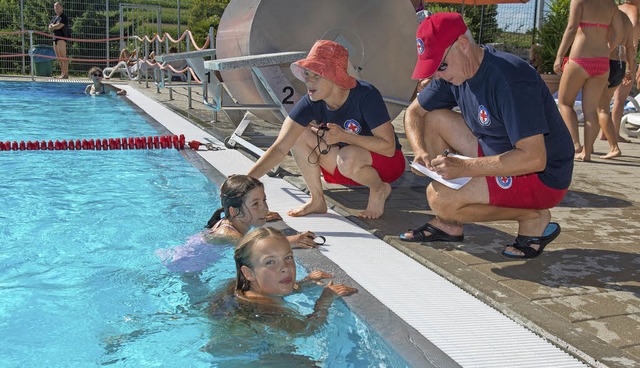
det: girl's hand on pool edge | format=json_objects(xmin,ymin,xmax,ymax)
[
  {"xmin": 324, "ymin": 281, "xmax": 358, "ymax": 297},
  {"xmin": 307, "ymin": 270, "xmax": 333, "ymax": 281},
  {"xmin": 265, "ymin": 211, "xmax": 282, "ymax": 222},
  {"xmin": 289, "ymin": 231, "xmax": 320, "ymax": 249}
]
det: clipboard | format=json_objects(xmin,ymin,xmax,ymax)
[{"xmin": 410, "ymin": 154, "xmax": 472, "ymax": 190}]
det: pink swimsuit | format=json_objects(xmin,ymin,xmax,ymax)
[
  {"xmin": 566, "ymin": 22, "xmax": 610, "ymax": 76},
  {"xmin": 568, "ymin": 57, "xmax": 610, "ymax": 77}
]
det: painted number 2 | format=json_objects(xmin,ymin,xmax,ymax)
[{"xmin": 281, "ymin": 86, "xmax": 294, "ymax": 104}]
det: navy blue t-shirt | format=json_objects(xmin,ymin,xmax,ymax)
[
  {"xmin": 418, "ymin": 46, "xmax": 573, "ymax": 190},
  {"xmin": 289, "ymin": 80, "xmax": 401, "ymax": 150},
  {"xmin": 52, "ymin": 13, "xmax": 71, "ymax": 39}
]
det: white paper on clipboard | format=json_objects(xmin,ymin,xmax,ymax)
[{"xmin": 410, "ymin": 154, "xmax": 472, "ymax": 190}]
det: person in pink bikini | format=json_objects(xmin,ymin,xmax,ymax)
[{"xmin": 554, "ymin": 0, "xmax": 620, "ymax": 161}]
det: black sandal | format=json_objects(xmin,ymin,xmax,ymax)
[
  {"xmin": 502, "ymin": 222, "xmax": 561, "ymax": 259},
  {"xmin": 399, "ymin": 222, "xmax": 464, "ymax": 243}
]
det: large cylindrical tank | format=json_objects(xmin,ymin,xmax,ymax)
[{"xmin": 216, "ymin": 0, "xmax": 418, "ymax": 124}]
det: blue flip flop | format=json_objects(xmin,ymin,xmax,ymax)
[{"xmin": 502, "ymin": 222, "xmax": 561, "ymax": 259}]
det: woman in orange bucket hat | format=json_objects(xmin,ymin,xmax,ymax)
[{"xmin": 247, "ymin": 40, "xmax": 406, "ymax": 219}]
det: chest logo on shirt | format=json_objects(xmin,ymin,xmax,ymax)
[
  {"xmin": 496, "ymin": 176, "xmax": 513, "ymax": 189},
  {"xmin": 343, "ymin": 119, "xmax": 361, "ymax": 134},
  {"xmin": 478, "ymin": 105, "xmax": 491, "ymax": 127},
  {"xmin": 416, "ymin": 39, "xmax": 425, "ymax": 55}
]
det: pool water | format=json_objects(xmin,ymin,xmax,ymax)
[{"xmin": 0, "ymin": 81, "xmax": 407, "ymax": 367}]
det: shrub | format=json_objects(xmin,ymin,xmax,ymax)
[{"xmin": 535, "ymin": 0, "xmax": 570, "ymax": 73}]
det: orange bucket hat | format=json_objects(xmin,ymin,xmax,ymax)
[{"xmin": 291, "ymin": 40, "xmax": 357, "ymax": 90}]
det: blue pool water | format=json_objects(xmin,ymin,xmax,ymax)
[{"xmin": 0, "ymin": 82, "xmax": 407, "ymax": 367}]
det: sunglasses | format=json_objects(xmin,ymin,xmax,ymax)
[
  {"xmin": 437, "ymin": 41, "xmax": 457, "ymax": 72},
  {"xmin": 307, "ymin": 124, "xmax": 331, "ymax": 165},
  {"xmin": 316, "ymin": 125, "xmax": 330, "ymax": 155},
  {"xmin": 91, "ymin": 73, "xmax": 103, "ymax": 77}
]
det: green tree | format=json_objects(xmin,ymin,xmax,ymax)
[
  {"xmin": 536, "ymin": 0, "xmax": 570, "ymax": 73},
  {"xmin": 187, "ymin": 0, "xmax": 229, "ymax": 45}
]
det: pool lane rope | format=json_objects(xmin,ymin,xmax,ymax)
[{"xmin": 0, "ymin": 135, "xmax": 217, "ymax": 152}]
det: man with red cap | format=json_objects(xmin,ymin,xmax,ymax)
[
  {"xmin": 400, "ymin": 12, "xmax": 574, "ymax": 259},
  {"xmin": 247, "ymin": 40, "xmax": 406, "ymax": 219}
]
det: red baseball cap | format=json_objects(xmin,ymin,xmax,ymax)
[{"xmin": 412, "ymin": 12, "xmax": 467, "ymax": 79}]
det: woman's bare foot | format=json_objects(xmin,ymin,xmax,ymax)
[
  {"xmin": 574, "ymin": 143, "xmax": 583, "ymax": 154},
  {"xmin": 575, "ymin": 151, "xmax": 590, "ymax": 162},
  {"xmin": 359, "ymin": 182, "xmax": 391, "ymax": 219},
  {"xmin": 600, "ymin": 148, "xmax": 621, "ymax": 159},
  {"xmin": 287, "ymin": 199, "xmax": 327, "ymax": 217}
]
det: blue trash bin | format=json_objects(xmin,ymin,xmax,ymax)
[{"xmin": 30, "ymin": 45, "xmax": 56, "ymax": 76}]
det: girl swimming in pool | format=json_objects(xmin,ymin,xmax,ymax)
[
  {"xmin": 84, "ymin": 67, "xmax": 126, "ymax": 96},
  {"xmin": 204, "ymin": 174, "xmax": 321, "ymax": 248},
  {"xmin": 206, "ymin": 227, "xmax": 357, "ymax": 335},
  {"xmin": 159, "ymin": 175, "xmax": 322, "ymax": 273}
]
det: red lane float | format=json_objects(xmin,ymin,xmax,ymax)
[{"xmin": 0, "ymin": 135, "xmax": 194, "ymax": 152}]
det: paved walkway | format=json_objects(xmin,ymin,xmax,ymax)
[{"xmin": 130, "ymin": 81, "xmax": 639, "ymax": 368}]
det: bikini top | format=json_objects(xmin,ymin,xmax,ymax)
[{"xmin": 579, "ymin": 22, "xmax": 609, "ymax": 28}]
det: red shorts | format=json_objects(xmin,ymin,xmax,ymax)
[
  {"xmin": 320, "ymin": 149, "xmax": 406, "ymax": 186},
  {"xmin": 479, "ymin": 146, "xmax": 567, "ymax": 209}
]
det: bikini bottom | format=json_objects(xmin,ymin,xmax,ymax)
[
  {"xmin": 569, "ymin": 57, "xmax": 609, "ymax": 77},
  {"xmin": 608, "ymin": 60, "xmax": 626, "ymax": 88}
]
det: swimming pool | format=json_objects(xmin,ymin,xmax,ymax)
[{"xmin": 0, "ymin": 81, "xmax": 408, "ymax": 367}]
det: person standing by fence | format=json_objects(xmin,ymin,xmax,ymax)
[{"xmin": 48, "ymin": 2, "xmax": 70, "ymax": 79}]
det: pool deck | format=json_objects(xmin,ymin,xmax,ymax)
[{"xmin": 28, "ymin": 77, "xmax": 638, "ymax": 367}]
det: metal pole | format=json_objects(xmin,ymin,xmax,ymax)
[
  {"xmin": 209, "ymin": 26, "xmax": 215, "ymax": 50},
  {"xmin": 28, "ymin": 31, "xmax": 34, "ymax": 81},
  {"xmin": 537, "ymin": 0, "xmax": 545, "ymax": 30},
  {"xmin": 177, "ymin": 0, "xmax": 181, "ymax": 52},
  {"xmin": 157, "ymin": 7, "xmax": 162, "ymax": 39},
  {"xmin": 479, "ymin": 5, "xmax": 485, "ymax": 44},
  {"xmin": 119, "ymin": 3, "xmax": 124, "ymax": 52},
  {"xmin": 531, "ymin": 0, "xmax": 539, "ymax": 44},
  {"xmin": 156, "ymin": 7, "xmax": 162, "ymax": 55},
  {"xmin": 20, "ymin": 0, "xmax": 25, "ymax": 74},
  {"xmin": 106, "ymin": 0, "xmax": 110, "ymax": 66}
]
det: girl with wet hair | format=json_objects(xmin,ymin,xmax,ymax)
[
  {"xmin": 204, "ymin": 174, "xmax": 267, "ymax": 242},
  {"xmin": 206, "ymin": 227, "xmax": 357, "ymax": 337},
  {"xmin": 158, "ymin": 176, "xmax": 322, "ymax": 274},
  {"xmin": 204, "ymin": 175, "xmax": 321, "ymax": 248}
]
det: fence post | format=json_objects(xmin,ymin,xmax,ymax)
[
  {"xmin": 209, "ymin": 26, "xmax": 215, "ymax": 50},
  {"xmin": 106, "ymin": 0, "xmax": 110, "ymax": 66},
  {"xmin": 28, "ymin": 30, "xmax": 34, "ymax": 81},
  {"xmin": 20, "ymin": 0, "xmax": 26, "ymax": 74},
  {"xmin": 209, "ymin": 25, "xmax": 216, "ymax": 121}
]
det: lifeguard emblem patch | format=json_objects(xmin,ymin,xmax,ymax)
[
  {"xmin": 478, "ymin": 105, "xmax": 491, "ymax": 127},
  {"xmin": 496, "ymin": 176, "xmax": 513, "ymax": 189},
  {"xmin": 343, "ymin": 119, "xmax": 362, "ymax": 134}
]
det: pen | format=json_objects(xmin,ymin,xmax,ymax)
[{"xmin": 442, "ymin": 149, "xmax": 449, "ymax": 157}]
